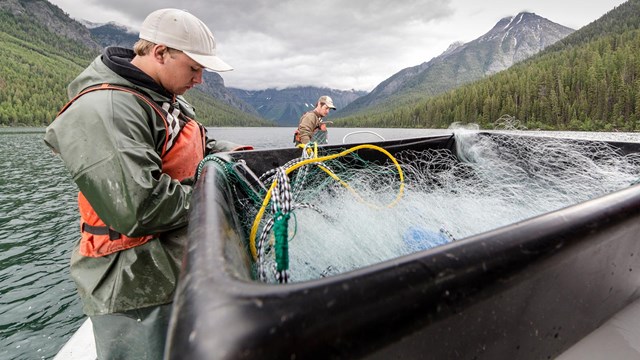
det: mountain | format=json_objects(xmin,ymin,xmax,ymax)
[
  {"xmin": 335, "ymin": 0, "xmax": 640, "ymax": 131},
  {"xmin": 229, "ymin": 87, "xmax": 367, "ymax": 126},
  {"xmin": 0, "ymin": 0, "xmax": 101, "ymax": 125},
  {"xmin": 198, "ymin": 73, "xmax": 261, "ymax": 117},
  {"xmin": 5, "ymin": 0, "xmax": 625, "ymax": 130},
  {"xmin": 87, "ymin": 21, "xmax": 138, "ymax": 48},
  {"xmin": 1, "ymin": 0, "xmax": 100, "ymax": 50},
  {"xmin": 337, "ymin": 12, "xmax": 574, "ymax": 118},
  {"xmin": 0, "ymin": 0, "xmax": 270, "ymax": 127}
]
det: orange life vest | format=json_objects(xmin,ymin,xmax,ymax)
[{"xmin": 56, "ymin": 84, "xmax": 206, "ymax": 257}]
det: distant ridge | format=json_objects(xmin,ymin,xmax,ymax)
[{"xmin": 229, "ymin": 87, "xmax": 367, "ymax": 126}]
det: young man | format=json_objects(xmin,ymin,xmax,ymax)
[
  {"xmin": 44, "ymin": 8, "xmax": 244, "ymax": 359},
  {"xmin": 294, "ymin": 95, "xmax": 337, "ymax": 145}
]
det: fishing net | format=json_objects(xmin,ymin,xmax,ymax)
[{"xmin": 212, "ymin": 126, "xmax": 640, "ymax": 284}]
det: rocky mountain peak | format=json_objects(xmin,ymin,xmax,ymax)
[
  {"xmin": 337, "ymin": 11, "xmax": 574, "ymax": 116},
  {"xmin": 442, "ymin": 41, "xmax": 465, "ymax": 56},
  {"xmin": 475, "ymin": 11, "xmax": 574, "ymax": 74}
]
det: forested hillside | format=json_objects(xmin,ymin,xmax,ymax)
[
  {"xmin": 0, "ymin": 3, "xmax": 271, "ymax": 127},
  {"xmin": 336, "ymin": 0, "xmax": 640, "ymax": 131},
  {"xmin": 0, "ymin": 10, "xmax": 92, "ymax": 125}
]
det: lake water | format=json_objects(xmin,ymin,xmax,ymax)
[{"xmin": 1, "ymin": 126, "xmax": 640, "ymax": 360}]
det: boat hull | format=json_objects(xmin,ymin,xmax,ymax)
[{"xmin": 166, "ymin": 134, "xmax": 640, "ymax": 359}]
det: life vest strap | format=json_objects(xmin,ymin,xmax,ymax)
[{"xmin": 81, "ymin": 223, "xmax": 121, "ymax": 241}]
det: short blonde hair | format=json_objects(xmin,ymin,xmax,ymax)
[
  {"xmin": 133, "ymin": 39, "xmax": 154, "ymax": 56},
  {"xmin": 133, "ymin": 39, "xmax": 181, "ymax": 56}
]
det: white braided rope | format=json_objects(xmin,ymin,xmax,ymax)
[
  {"xmin": 273, "ymin": 167, "xmax": 292, "ymax": 283},
  {"xmin": 257, "ymin": 217, "xmax": 275, "ymax": 282},
  {"xmin": 257, "ymin": 167, "xmax": 295, "ymax": 282},
  {"xmin": 271, "ymin": 167, "xmax": 292, "ymax": 214},
  {"xmin": 255, "ymin": 152, "xmax": 337, "ymax": 282}
]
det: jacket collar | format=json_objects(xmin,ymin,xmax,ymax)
[{"xmin": 101, "ymin": 47, "xmax": 174, "ymax": 99}]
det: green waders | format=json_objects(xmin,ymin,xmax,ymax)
[{"xmin": 90, "ymin": 303, "xmax": 172, "ymax": 360}]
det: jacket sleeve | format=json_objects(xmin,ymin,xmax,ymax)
[
  {"xmin": 297, "ymin": 113, "xmax": 317, "ymax": 144},
  {"xmin": 205, "ymin": 138, "xmax": 254, "ymax": 153},
  {"xmin": 44, "ymin": 90, "xmax": 191, "ymax": 237}
]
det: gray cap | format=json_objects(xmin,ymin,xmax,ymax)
[{"xmin": 318, "ymin": 96, "xmax": 336, "ymax": 110}]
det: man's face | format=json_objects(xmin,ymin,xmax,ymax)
[
  {"xmin": 159, "ymin": 50, "xmax": 205, "ymax": 95},
  {"xmin": 319, "ymin": 104, "xmax": 331, "ymax": 117}
]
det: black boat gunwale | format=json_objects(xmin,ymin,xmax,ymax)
[{"xmin": 167, "ymin": 133, "xmax": 640, "ymax": 360}]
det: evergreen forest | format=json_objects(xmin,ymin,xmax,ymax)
[
  {"xmin": 335, "ymin": 0, "xmax": 640, "ymax": 131},
  {"xmin": 0, "ymin": 10, "xmax": 271, "ymax": 127}
]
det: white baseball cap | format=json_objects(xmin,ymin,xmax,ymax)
[{"xmin": 139, "ymin": 8, "xmax": 233, "ymax": 72}]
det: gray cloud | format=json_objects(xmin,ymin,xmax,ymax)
[{"xmin": 50, "ymin": 0, "xmax": 626, "ymax": 91}]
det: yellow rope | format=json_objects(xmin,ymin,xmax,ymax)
[{"xmin": 249, "ymin": 144, "xmax": 405, "ymax": 261}]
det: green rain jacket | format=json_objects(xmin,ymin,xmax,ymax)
[{"xmin": 44, "ymin": 47, "xmax": 235, "ymax": 315}]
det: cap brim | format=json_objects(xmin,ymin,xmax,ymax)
[{"xmin": 184, "ymin": 51, "xmax": 233, "ymax": 72}]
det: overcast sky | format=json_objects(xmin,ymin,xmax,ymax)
[{"xmin": 48, "ymin": 0, "xmax": 627, "ymax": 92}]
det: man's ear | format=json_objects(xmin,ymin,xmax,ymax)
[{"xmin": 152, "ymin": 45, "xmax": 168, "ymax": 64}]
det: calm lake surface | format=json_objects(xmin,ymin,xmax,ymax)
[{"xmin": 1, "ymin": 126, "xmax": 640, "ymax": 360}]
